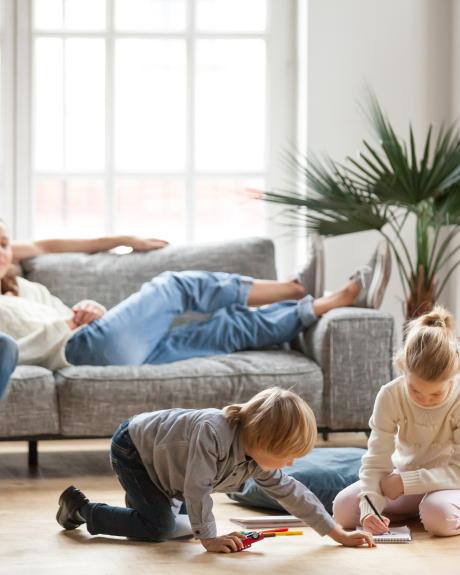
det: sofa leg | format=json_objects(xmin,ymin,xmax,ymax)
[
  {"xmin": 321, "ymin": 430, "xmax": 329, "ymax": 441},
  {"xmin": 28, "ymin": 440, "xmax": 38, "ymax": 468}
]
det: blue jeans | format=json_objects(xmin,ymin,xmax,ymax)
[
  {"xmin": 65, "ymin": 271, "xmax": 317, "ymax": 366},
  {"xmin": 0, "ymin": 333, "xmax": 18, "ymax": 400},
  {"xmin": 84, "ymin": 419, "xmax": 180, "ymax": 540}
]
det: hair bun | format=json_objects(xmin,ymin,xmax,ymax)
[
  {"xmin": 419, "ymin": 306, "xmax": 455, "ymax": 332},
  {"xmin": 425, "ymin": 318, "xmax": 445, "ymax": 328}
]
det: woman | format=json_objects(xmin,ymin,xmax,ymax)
[{"xmin": 0, "ymin": 220, "xmax": 391, "ymax": 399}]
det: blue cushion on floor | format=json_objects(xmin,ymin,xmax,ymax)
[{"xmin": 227, "ymin": 447, "xmax": 365, "ymax": 514}]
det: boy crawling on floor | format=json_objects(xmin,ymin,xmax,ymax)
[{"xmin": 56, "ymin": 387, "xmax": 374, "ymax": 552}]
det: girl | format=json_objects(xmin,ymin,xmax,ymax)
[
  {"xmin": 56, "ymin": 387, "xmax": 375, "ymax": 551},
  {"xmin": 0, "ymin": 219, "xmax": 390, "ymax": 398},
  {"xmin": 333, "ymin": 306, "xmax": 460, "ymax": 537}
]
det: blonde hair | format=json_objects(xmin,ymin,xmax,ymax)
[
  {"xmin": 394, "ymin": 306, "xmax": 459, "ymax": 382},
  {"xmin": 223, "ymin": 387, "xmax": 317, "ymax": 457}
]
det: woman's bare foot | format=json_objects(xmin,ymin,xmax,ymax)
[{"xmin": 313, "ymin": 280, "xmax": 360, "ymax": 316}]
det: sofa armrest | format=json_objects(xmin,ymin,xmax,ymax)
[{"xmin": 300, "ymin": 307, "xmax": 395, "ymax": 431}]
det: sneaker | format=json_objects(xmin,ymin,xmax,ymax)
[
  {"xmin": 56, "ymin": 485, "xmax": 89, "ymax": 530},
  {"xmin": 351, "ymin": 239, "xmax": 391, "ymax": 309},
  {"xmin": 296, "ymin": 234, "xmax": 324, "ymax": 298}
]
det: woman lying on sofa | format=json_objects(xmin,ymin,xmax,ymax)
[{"xmin": 0, "ymin": 220, "xmax": 391, "ymax": 399}]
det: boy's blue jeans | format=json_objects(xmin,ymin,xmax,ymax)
[
  {"xmin": 0, "ymin": 333, "xmax": 18, "ymax": 400},
  {"xmin": 65, "ymin": 271, "xmax": 317, "ymax": 366},
  {"xmin": 84, "ymin": 419, "xmax": 181, "ymax": 540}
]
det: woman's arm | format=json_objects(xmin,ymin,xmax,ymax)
[{"xmin": 12, "ymin": 235, "xmax": 169, "ymax": 263}]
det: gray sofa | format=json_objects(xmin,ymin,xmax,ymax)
[{"xmin": 0, "ymin": 237, "xmax": 395, "ymax": 465}]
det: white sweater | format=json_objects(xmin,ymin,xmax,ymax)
[
  {"xmin": 0, "ymin": 277, "xmax": 104, "ymax": 371},
  {"xmin": 359, "ymin": 375, "xmax": 460, "ymax": 521}
]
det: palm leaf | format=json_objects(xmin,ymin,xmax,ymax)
[{"xmin": 261, "ymin": 93, "xmax": 460, "ymax": 315}]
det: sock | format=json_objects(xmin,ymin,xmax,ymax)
[
  {"xmin": 76, "ymin": 502, "xmax": 90, "ymax": 522},
  {"xmin": 169, "ymin": 515, "xmax": 193, "ymax": 539}
]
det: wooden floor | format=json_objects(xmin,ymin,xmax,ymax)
[{"xmin": 0, "ymin": 435, "xmax": 457, "ymax": 575}]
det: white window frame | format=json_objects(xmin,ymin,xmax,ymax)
[{"xmin": 13, "ymin": 0, "xmax": 298, "ymax": 276}]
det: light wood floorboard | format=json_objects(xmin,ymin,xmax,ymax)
[{"xmin": 0, "ymin": 435, "xmax": 456, "ymax": 575}]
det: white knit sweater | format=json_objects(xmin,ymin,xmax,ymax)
[
  {"xmin": 359, "ymin": 375, "xmax": 460, "ymax": 521},
  {"xmin": 0, "ymin": 277, "xmax": 104, "ymax": 371}
]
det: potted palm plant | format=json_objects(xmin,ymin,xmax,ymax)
[{"xmin": 263, "ymin": 96, "xmax": 460, "ymax": 320}]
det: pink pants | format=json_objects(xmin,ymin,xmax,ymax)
[{"xmin": 333, "ymin": 480, "xmax": 460, "ymax": 536}]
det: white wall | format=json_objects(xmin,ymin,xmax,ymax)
[
  {"xmin": 302, "ymin": 0, "xmax": 454, "ymax": 335},
  {"xmin": 451, "ymin": 0, "xmax": 460, "ymax": 321}
]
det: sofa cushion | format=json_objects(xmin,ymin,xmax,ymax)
[
  {"xmin": 21, "ymin": 237, "xmax": 277, "ymax": 310},
  {"xmin": 55, "ymin": 350, "xmax": 324, "ymax": 436},
  {"xmin": 227, "ymin": 447, "xmax": 365, "ymax": 514},
  {"xmin": 0, "ymin": 366, "xmax": 59, "ymax": 437}
]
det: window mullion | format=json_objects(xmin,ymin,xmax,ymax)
[
  {"xmin": 15, "ymin": 0, "xmax": 32, "ymax": 239},
  {"xmin": 105, "ymin": 0, "xmax": 114, "ymax": 234},
  {"xmin": 265, "ymin": 0, "xmax": 297, "ymax": 279},
  {"xmin": 185, "ymin": 0, "xmax": 195, "ymax": 242},
  {"xmin": 1, "ymin": 0, "xmax": 15, "ymax": 230}
]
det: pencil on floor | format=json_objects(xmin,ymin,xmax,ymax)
[{"xmin": 263, "ymin": 531, "xmax": 304, "ymax": 537}]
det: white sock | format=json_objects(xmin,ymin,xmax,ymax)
[
  {"xmin": 169, "ymin": 515, "xmax": 194, "ymax": 539},
  {"xmin": 75, "ymin": 509, "xmax": 86, "ymax": 522}
]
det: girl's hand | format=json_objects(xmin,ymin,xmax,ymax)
[
  {"xmin": 380, "ymin": 473, "xmax": 404, "ymax": 500},
  {"xmin": 201, "ymin": 532, "xmax": 246, "ymax": 553},
  {"xmin": 71, "ymin": 301, "xmax": 106, "ymax": 327},
  {"xmin": 362, "ymin": 514, "xmax": 391, "ymax": 535},
  {"xmin": 328, "ymin": 525, "xmax": 375, "ymax": 547}
]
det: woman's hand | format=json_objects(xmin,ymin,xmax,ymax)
[
  {"xmin": 380, "ymin": 472, "xmax": 404, "ymax": 500},
  {"xmin": 124, "ymin": 237, "xmax": 169, "ymax": 252},
  {"xmin": 328, "ymin": 525, "xmax": 375, "ymax": 547},
  {"xmin": 362, "ymin": 514, "xmax": 391, "ymax": 535},
  {"xmin": 201, "ymin": 532, "xmax": 246, "ymax": 553},
  {"xmin": 71, "ymin": 301, "xmax": 106, "ymax": 327}
]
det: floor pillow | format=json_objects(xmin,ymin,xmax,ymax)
[{"xmin": 227, "ymin": 447, "xmax": 365, "ymax": 514}]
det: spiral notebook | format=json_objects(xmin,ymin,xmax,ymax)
[{"xmin": 358, "ymin": 525, "xmax": 411, "ymax": 543}]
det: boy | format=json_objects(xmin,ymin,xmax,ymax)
[{"xmin": 57, "ymin": 388, "xmax": 374, "ymax": 552}]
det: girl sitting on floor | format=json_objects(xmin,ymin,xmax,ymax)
[{"xmin": 333, "ymin": 306, "xmax": 460, "ymax": 537}]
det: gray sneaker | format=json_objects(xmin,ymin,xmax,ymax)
[
  {"xmin": 351, "ymin": 239, "xmax": 391, "ymax": 309},
  {"xmin": 296, "ymin": 234, "xmax": 324, "ymax": 298}
]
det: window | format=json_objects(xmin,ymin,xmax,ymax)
[{"xmin": 13, "ymin": 1, "xmax": 296, "ymax": 270}]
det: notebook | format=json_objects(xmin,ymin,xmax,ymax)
[
  {"xmin": 358, "ymin": 525, "xmax": 412, "ymax": 543},
  {"xmin": 230, "ymin": 516, "xmax": 307, "ymax": 529}
]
